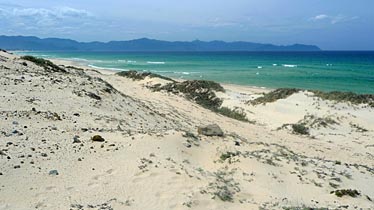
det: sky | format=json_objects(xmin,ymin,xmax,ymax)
[{"xmin": 0, "ymin": 0, "xmax": 373, "ymax": 50}]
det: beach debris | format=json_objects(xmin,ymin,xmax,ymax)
[
  {"xmin": 198, "ymin": 124, "xmax": 224, "ymax": 136},
  {"xmin": 91, "ymin": 135, "xmax": 105, "ymax": 142},
  {"xmin": 49, "ymin": 170, "xmax": 59, "ymax": 176}
]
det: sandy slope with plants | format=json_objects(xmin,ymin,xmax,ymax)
[{"xmin": 0, "ymin": 51, "xmax": 373, "ymax": 210}]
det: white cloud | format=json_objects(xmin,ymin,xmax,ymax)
[
  {"xmin": 10, "ymin": 7, "xmax": 91, "ymax": 19},
  {"xmin": 0, "ymin": 5, "xmax": 96, "ymax": 37},
  {"xmin": 312, "ymin": 14, "xmax": 329, "ymax": 20},
  {"xmin": 310, "ymin": 14, "xmax": 358, "ymax": 24}
]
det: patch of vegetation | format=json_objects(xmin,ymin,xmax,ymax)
[
  {"xmin": 350, "ymin": 123, "xmax": 368, "ymax": 132},
  {"xmin": 249, "ymin": 88, "xmax": 374, "ymax": 107},
  {"xmin": 209, "ymin": 169, "xmax": 240, "ymax": 202},
  {"xmin": 303, "ymin": 115, "xmax": 339, "ymax": 128},
  {"xmin": 220, "ymin": 151, "xmax": 240, "ymax": 162},
  {"xmin": 21, "ymin": 56, "xmax": 66, "ymax": 73},
  {"xmin": 312, "ymin": 90, "xmax": 374, "ymax": 107},
  {"xmin": 116, "ymin": 70, "xmax": 175, "ymax": 81},
  {"xmin": 86, "ymin": 92, "xmax": 102, "ymax": 101},
  {"xmin": 249, "ymin": 88, "xmax": 301, "ymax": 105},
  {"xmin": 291, "ymin": 123, "xmax": 310, "ymax": 135},
  {"xmin": 331, "ymin": 189, "xmax": 360, "ymax": 198},
  {"xmin": 152, "ymin": 79, "xmax": 252, "ymax": 122},
  {"xmin": 283, "ymin": 206, "xmax": 328, "ymax": 210},
  {"xmin": 215, "ymin": 107, "xmax": 250, "ymax": 122}
]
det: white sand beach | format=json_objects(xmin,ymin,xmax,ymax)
[{"xmin": 0, "ymin": 51, "xmax": 373, "ymax": 210}]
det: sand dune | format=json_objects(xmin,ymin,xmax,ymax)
[{"xmin": 0, "ymin": 51, "xmax": 373, "ymax": 210}]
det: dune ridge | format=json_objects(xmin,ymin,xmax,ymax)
[{"xmin": 0, "ymin": 51, "xmax": 373, "ymax": 210}]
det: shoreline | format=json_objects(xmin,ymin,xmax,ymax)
[
  {"xmin": 12, "ymin": 51, "xmax": 374, "ymax": 94},
  {"xmin": 50, "ymin": 57, "xmax": 273, "ymax": 94},
  {"xmin": 1, "ymin": 50, "xmax": 373, "ymax": 209}
]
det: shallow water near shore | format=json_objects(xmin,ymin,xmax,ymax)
[{"xmin": 17, "ymin": 51, "xmax": 374, "ymax": 93}]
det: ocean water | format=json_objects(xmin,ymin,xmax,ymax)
[{"xmin": 17, "ymin": 51, "xmax": 374, "ymax": 93}]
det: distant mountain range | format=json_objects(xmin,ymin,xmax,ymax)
[{"xmin": 0, "ymin": 35, "xmax": 321, "ymax": 51}]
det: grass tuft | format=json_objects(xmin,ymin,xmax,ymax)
[
  {"xmin": 291, "ymin": 124, "xmax": 310, "ymax": 135},
  {"xmin": 116, "ymin": 70, "xmax": 175, "ymax": 81},
  {"xmin": 312, "ymin": 90, "xmax": 374, "ymax": 107},
  {"xmin": 249, "ymin": 88, "xmax": 300, "ymax": 105},
  {"xmin": 330, "ymin": 189, "xmax": 360, "ymax": 198},
  {"xmin": 21, "ymin": 56, "xmax": 66, "ymax": 73}
]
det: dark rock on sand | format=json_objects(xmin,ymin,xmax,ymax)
[
  {"xmin": 86, "ymin": 92, "xmax": 102, "ymax": 101},
  {"xmin": 91, "ymin": 135, "xmax": 105, "ymax": 142},
  {"xmin": 73, "ymin": 135, "xmax": 81, "ymax": 143},
  {"xmin": 49, "ymin": 170, "xmax": 59, "ymax": 176},
  {"xmin": 197, "ymin": 124, "xmax": 224, "ymax": 136}
]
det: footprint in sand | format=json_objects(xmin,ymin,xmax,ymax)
[
  {"xmin": 132, "ymin": 172, "xmax": 159, "ymax": 183},
  {"xmin": 45, "ymin": 186, "xmax": 57, "ymax": 191}
]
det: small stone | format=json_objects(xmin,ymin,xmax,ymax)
[
  {"xmin": 49, "ymin": 170, "xmax": 59, "ymax": 176},
  {"xmin": 41, "ymin": 153, "xmax": 48, "ymax": 157},
  {"xmin": 73, "ymin": 135, "xmax": 81, "ymax": 143},
  {"xmin": 91, "ymin": 135, "xmax": 105, "ymax": 142},
  {"xmin": 235, "ymin": 141, "xmax": 241, "ymax": 146},
  {"xmin": 12, "ymin": 121, "xmax": 18, "ymax": 125},
  {"xmin": 73, "ymin": 113, "xmax": 80, "ymax": 117},
  {"xmin": 14, "ymin": 165, "xmax": 21, "ymax": 169},
  {"xmin": 78, "ymin": 158, "xmax": 82, "ymax": 161},
  {"xmin": 0, "ymin": 172, "xmax": 3, "ymax": 175}
]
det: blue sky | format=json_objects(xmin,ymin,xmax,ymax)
[{"xmin": 0, "ymin": 0, "xmax": 373, "ymax": 50}]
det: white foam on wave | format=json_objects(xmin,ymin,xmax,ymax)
[
  {"xmin": 257, "ymin": 66, "xmax": 263, "ymax": 69},
  {"xmin": 326, "ymin": 64, "xmax": 333, "ymax": 66},
  {"xmin": 283, "ymin": 64, "xmax": 298, "ymax": 68},
  {"xmin": 172, "ymin": 71, "xmax": 200, "ymax": 75},
  {"xmin": 118, "ymin": 60, "xmax": 137, "ymax": 63},
  {"xmin": 69, "ymin": 58, "xmax": 89, "ymax": 62},
  {"xmin": 88, "ymin": 65, "xmax": 126, "ymax": 71},
  {"xmin": 147, "ymin": 61, "xmax": 165, "ymax": 64},
  {"xmin": 273, "ymin": 64, "xmax": 278, "ymax": 66}
]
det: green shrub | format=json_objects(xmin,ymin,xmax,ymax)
[
  {"xmin": 312, "ymin": 90, "xmax": 374, "ymax": 107},
  {"xmin": 331, "ymin": 189, "xmax": 360, "ymax": 198},
  {"xmin": 291, "ymin": 124, "xmax": 309, "ymax": 135},
  {"xmin": 249, "ymin": 88, "xmax": 300, "ymax": 105},
  {"xmin": 153, "ymin": 80, "xmax": 224, "ymax": 110},
  {"xmin": 21, "ymin": 56, "xmax": 66, "ymax": 73},
  {"xmin": 215, "ymin": 107, "xmax": 250, "ymax": 122},
  {"xmin": 116, "ymin": 70, "xmax": 174, "ymax": 81}
]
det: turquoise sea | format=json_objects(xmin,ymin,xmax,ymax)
[{"xmin": 17, "ymin": 51, "xmax": 374, "ymax": 93}]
